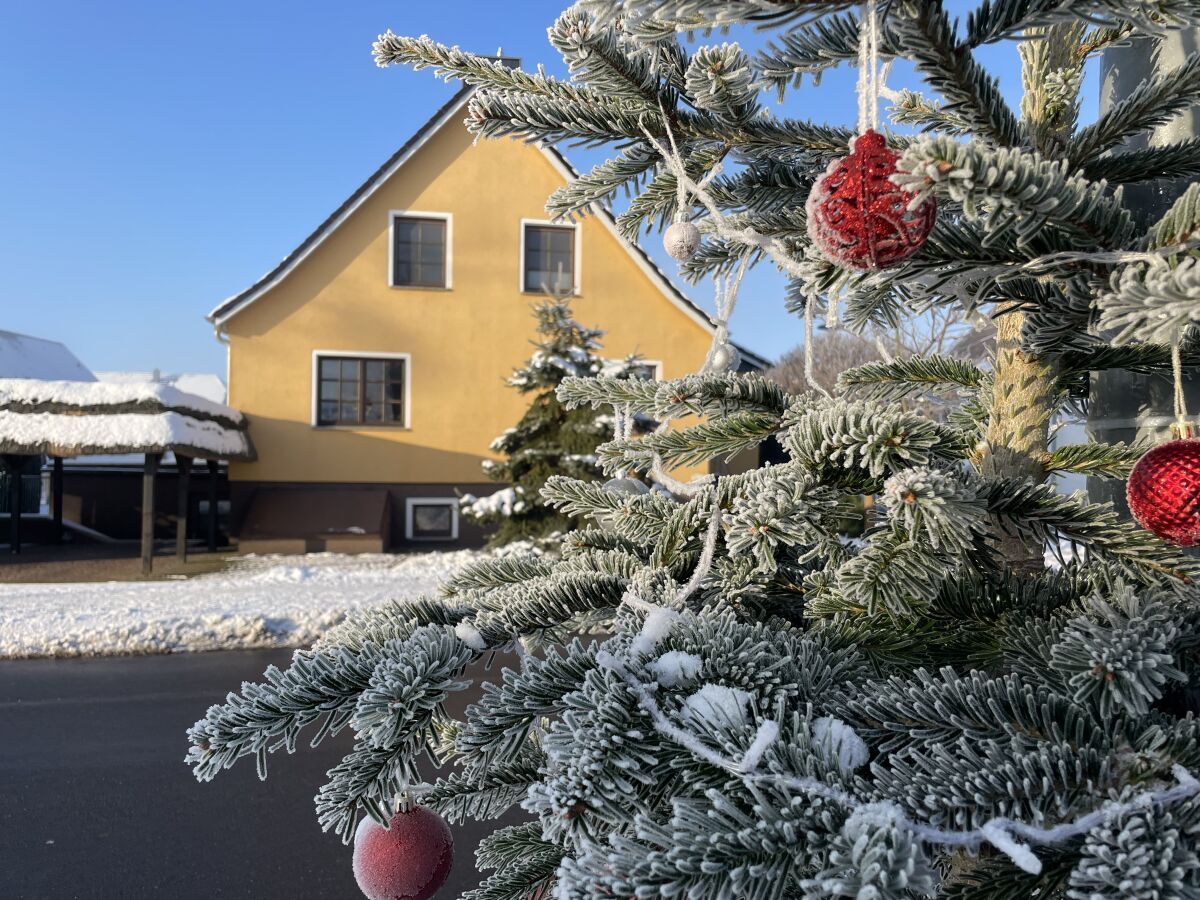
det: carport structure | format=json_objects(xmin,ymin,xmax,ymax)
[{"xmin": 0, "ymin": 378, "xmax": 254, "ymax": 573}]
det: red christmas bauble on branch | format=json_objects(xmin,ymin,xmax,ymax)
[
  {"xmin": 1127, "ymin": 438, "xmax": 1200, "ymax": 546},
  {"xmin": 805, "ymin": 130, "xmax": 936, "ymax": 270},
  {"xmin": 352, "ymin": 806, "xmax": 453, "ymax": 900}
]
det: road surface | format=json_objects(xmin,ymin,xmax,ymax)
[{"xmin": 0, "ymin": 649, "xmax": 513, "ymax": 898}]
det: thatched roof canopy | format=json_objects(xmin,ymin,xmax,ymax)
[{"xmin": 0, "ymin": 378, "xmax": 254, "ymax": 461}]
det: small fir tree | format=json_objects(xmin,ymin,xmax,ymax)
[
  {"xmin": 189, "ymin": 4, "xmax": 1200, "ymax": 898},
  {"xmin": 460, "ymin": 298, "xmax": 644, "ymax": 548}
]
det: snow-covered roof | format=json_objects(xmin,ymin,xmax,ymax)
[
  {"xmin": 0, "ymin": 378, "xmax": 253, "ymax": 460},
  {"xmin": 0, "ymin": 330, "xmax": 95, "ymax": 382},
  {"xmin": 95, "ymin": 371, "xmax": 227, "ymax": 405}
]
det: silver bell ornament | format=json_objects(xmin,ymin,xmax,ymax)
[
  {"xmin": 709, "ymin": 342, "xmax": 741, "ymax": 373},
  {"xmin": 663, "ymin": 220, "xmax": 702, "ymax": 261}
]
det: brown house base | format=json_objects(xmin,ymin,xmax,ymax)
[{"xmin": 230, "ymin": 482, "xmax": 501, "ymax": 553}]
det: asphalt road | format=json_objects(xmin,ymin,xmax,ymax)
[{"xmin": 0, "ymin": 650, "xmax": 513, "ymax": 899}]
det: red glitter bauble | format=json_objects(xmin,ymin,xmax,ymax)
[
  {"xmin": 352, "ymin": 806, "xmax": 453, "ymax": 900},
  {"xmin": 805, "ymin": 129, "xmax": 936, "ymax": 269},
  {"xmin": 1127, "ymin": 439, "xmax": 1200, "ymax": 546}
]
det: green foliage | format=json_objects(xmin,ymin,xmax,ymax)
[{"xmin": 460, "ymin": 298, "xmax": 645, "ymax": 547}]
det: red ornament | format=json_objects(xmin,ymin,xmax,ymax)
[
  {"xmin": 805, "ymin": 129, "xmax": 936, "ymax": 269},
  {"xmin": 352, "ymin": 806, "xmax": 454, "ymax": 900},
  {"xmin": 1127, "ymin": 438, "xmax": 1200, "ymax": 546}
]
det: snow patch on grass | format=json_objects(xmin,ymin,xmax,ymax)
[{"xmin": 0, "ymin": 550, "xmax": 481, "ymax": 659}]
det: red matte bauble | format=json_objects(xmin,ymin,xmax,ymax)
[
  {"xmin": 352, "ymin": 806, "xmax": 454, "ymax": 900},
  {"xmin": 806, "ymin": 129, "xmax": 936, "ymax": 269},
  {"xmin": 1127, "ymin": 439, "xmax": 1200, "ymax": 546}
]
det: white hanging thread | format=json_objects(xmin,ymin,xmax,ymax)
[
  {"xmin": 1172, "ymin": 342, "xmax": 1193, "ymax": 438},
  {"xmin": 596, "ymin": 617, "xmax": 1200, "ymax": 878},
  {"xmin": 673, "ymin": 486, "xmax": 723, "ymax": 606},
  {"xmin": 856, "ymin": 0, "xmax": 882, "ymax": 133}
]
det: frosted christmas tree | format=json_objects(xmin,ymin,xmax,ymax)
[
  {"xmin": 460, "ymin": 298, "xmax": 646, "ymax": 548},
  {"xmin": 189, "ymin": 2, "xmax": 1200, "ymax": 897}
]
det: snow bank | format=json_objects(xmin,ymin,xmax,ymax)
[{"xmin": 0, "ymin": 550, "xmax": 479, "ymax": 659}]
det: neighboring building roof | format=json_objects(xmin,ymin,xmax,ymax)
[
  {"xmin": 207, "ymin": 86, "xmax": 771, "ymax": 370},
  {"xmin": 96, "ymin": 371, "xmax": 228, "ymax": 405},
  {"xmin": 0, "ymin": 378, "xmax": 253, "ymax": 461},
  {"xmin": 0, "ymin": 330, "xmax": 96, "ymax": 382}
]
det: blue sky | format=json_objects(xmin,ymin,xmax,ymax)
[{"xmin": 0, "ymin": 2, "xmax": 1083, "ymax": 377}]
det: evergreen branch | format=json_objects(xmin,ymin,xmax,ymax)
[
  {"xmin": 1096, "ymin": 256, "xmax": 1200, "ymax": 345},
  {"xmin": 372, "ymin": 33, "xmax": 598, "ymax": 103},
  {"xmin": 1082, "ymin": 141, "xmax": 1200, "ymax": 185},
  {"xmin": 422, "ymin": 756, "xmax": 544, "ymax": 823},
  {"xmin": 838, "ymin": 356, "xmax": 986, "ymax": 403},
  {"xmin": 615, "ymin": 144, "xmax": 726, "ymax": 239},
  {"xmin": 1072, "ymin": 49, "xmax": 1200, "ymax": 165},
  {"xmin": 985, "ymin": 479, "xmax": 1196, "ymax": 582},
  {"xmin": 1042, "ymin": 442, "xmax": 1145, "ymax": 479},
  {"xmin": 441, "ymin": 555, "xmax": 555, "ymax": 597},
  {"xmin": 466, "ymin": 89, "xmax": 656, "ymax": 149},
  {"xmin": 549, "ymin": 8, "xmax": 667, "ymax": 105},
  {"xmin": 755, "ymin": 12, "xmax": 900, "ymax": 93},
  {"xmin": 685, "ymin": 43, "xmax": 761, "ymax": 126},
  {"xmin": 599, "ymin": 411, "xmax": 782, "ymax": 472},
  {"xmin": 1146, "ymin": 182, "xmax": 1200, "ymax": 248},
  {"xmin": 457, "ymin": 641, "xmax": 599, "ymax": 766},
  {"xmin": 889, "ymin": 89, "xmax": 976, "ymax": 136},
  {"xmin": 580, "ymin": 0, "xmax": 861, "ymax": 34},
  {"xmin": 466, "ymin": 823, "xmax": 563, "ymax": 900},
  {"xmin": 895, "ymin": 137, "xmax": 1135, "ymax": 249},
  {"xmin": 833, "ymin": 529, "xmax": 953, "ymax": 618},
  {"xmin": 891, "ymin": 0, "xmax": 1024, "ymax": 147},
  {"xmin": 472, "ymin": 572, "xmax": 629, "ymax": 644},
  {"xmin": 546, "ymin": 146, "xmax": 660, "ymax": 220}
]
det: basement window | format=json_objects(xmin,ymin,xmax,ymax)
[
  {"xmin": 406, "ymin": 498, "xmax": 459, "ymax": 541},
  {"xmin": 315, "ymin": 355, "xmax": 408, "ymax": 427}
]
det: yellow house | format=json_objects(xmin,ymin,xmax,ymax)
[{"xmin": 208, "ymin": 83, "xmax": 767, "ymax": 552}]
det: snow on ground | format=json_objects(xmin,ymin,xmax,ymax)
[{"xmin": 0, "ymin": 550, "xmax": 482, "ymax": 659}]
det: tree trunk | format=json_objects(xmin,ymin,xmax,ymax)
[{"xmin": 977, "ymin": 26, "xmax": 1079, "ymax": 570}]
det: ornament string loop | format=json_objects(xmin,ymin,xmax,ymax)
[
  {"xmin": 856, "ymin": 1, "xmax": 881, "ymax": 133},
  {"xmin": 1172, "ymin": 341, "xmax": 1193, "ymax": 439}
]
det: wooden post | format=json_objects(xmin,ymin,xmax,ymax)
[
  {"xmin": 141, "ymin": 452, "xmax": 161, "ymax": 575},
  {"xmin": 175, "ymin": 454, "xmax": 192, "ymax": 562},
  {"xmin": 7, "ymin": 460, "xmax": 21, "ymax": 555},
  {"xmin": 206, "ymin": 459, "xmax": 220, "ymax": 552},
  {"xmin": 51, "ymin": 456, "xmax": 64, "ymax": 545}
]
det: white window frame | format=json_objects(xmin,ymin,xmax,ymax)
[
  {"xmin": 519, "ymin": 218, "xmax": 581, "ymax": 295},
  {"xmin": 311, "ymin": 350, "xmax": 412, "ymax": 429},
  {"xmin": 405, "ymin": 497, "xmax": 460, "ymax": 541},
  {"xmin": 389, "ymin": 210, "xmax": 452, "ymax": 289},
  {"xmin": 630, "ymin": 359, "xmax": 663, "ymax": 380}
]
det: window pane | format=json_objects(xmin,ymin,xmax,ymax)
[
  {"xmin": 393, "ymin": 217, "xmax": 445, "ymax": 287},
  {"xmin": 524, "ymin": 225, "xmax": 574, "ymax": 292},
  {"xmin": 317, "ymin": 356, "xmax": 404, "ymax": 427},
  {"xmin": 413, "ymin": 504, "xmax": 452, "ymax": 537}
]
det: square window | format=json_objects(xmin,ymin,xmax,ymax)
[
  {"xmin": 392, "ymin": 216, "xmax": 447, "ymax": 287},
  {"xmin": 406, "ymin": 499, "xmax": 458, "ymax": 541},
  {"xmin": 523, "ymin": 224, "xmax": 575, "ymax": 293},
  {"xmin": 315, "ymin": 355, "xmax": 408, "ymax": 427}
]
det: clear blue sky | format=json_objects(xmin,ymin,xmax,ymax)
[{"xmin": 0, "ymin": 2, "xmax": 1076, "ymax": 378}]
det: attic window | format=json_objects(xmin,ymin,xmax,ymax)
[
  {"xmin": 522, "ymin": 222, "xmax": 577, "ymax": 293},
  {"xmin": 391, "ymin": 213, "xmax": 449, "ymax": 288}
]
